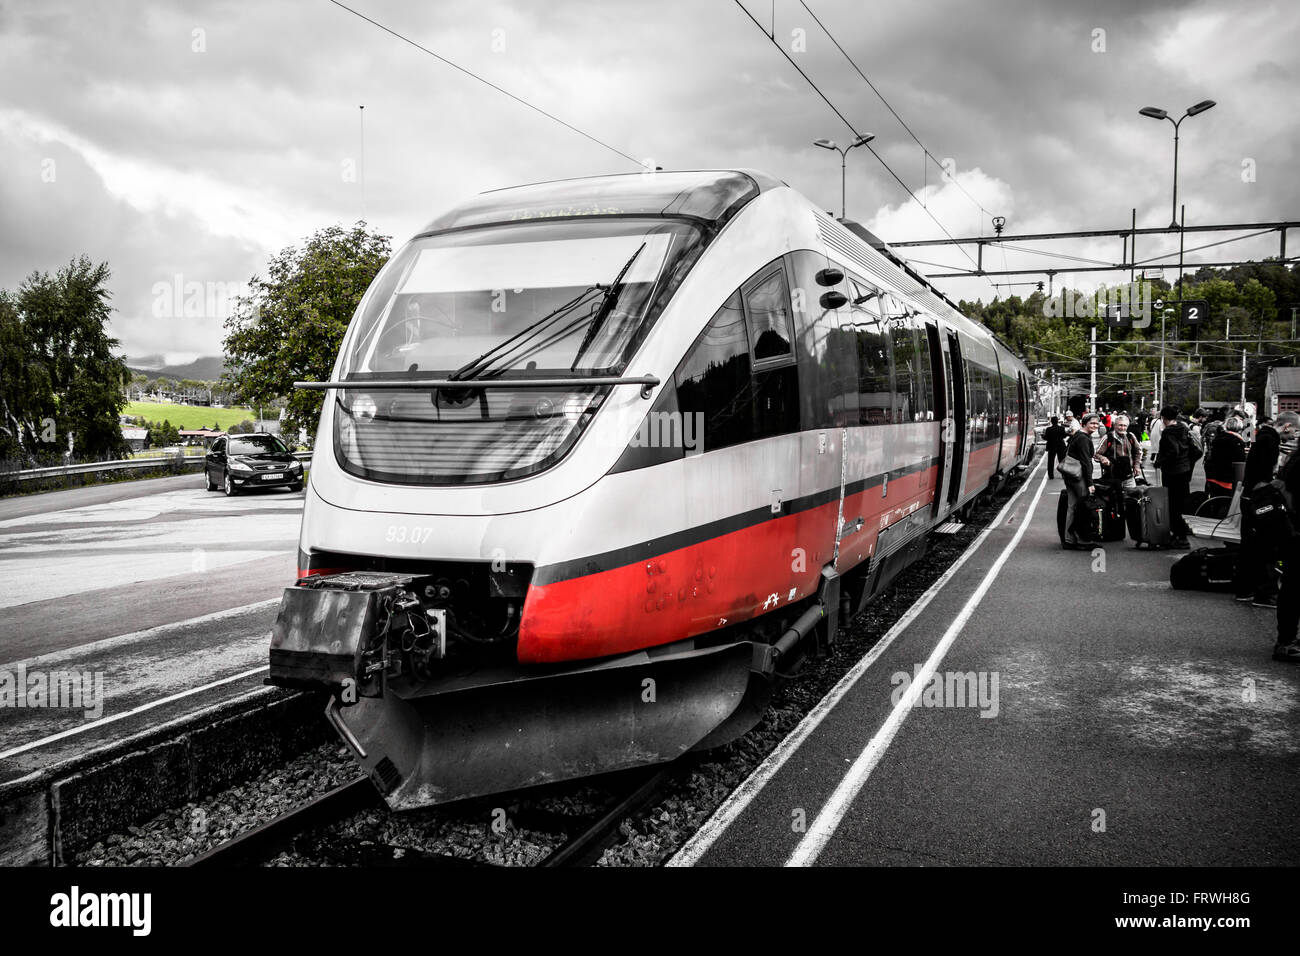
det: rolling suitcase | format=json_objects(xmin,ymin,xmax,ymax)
[
  {"xmin": 1170, "ymin": 547, "xmax": 1238, "ymax": 591},
  {"xmin": 1093, "ymin": 482, "xmax": 1127, "ymax": 542},
  {"xmin": 1077, "ymin": 493, "xmax": 1107, "ymax": 542},
  {"xmin": 1125, "ymin": 485, "xmax": 1173, "ymax": 549}
]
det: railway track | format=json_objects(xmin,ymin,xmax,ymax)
[
  {"xmin": 185, "ymin": 762, "xmax": 681, "ymax": 868},
  {"xmin": 75, "ymin": 469, "xmax": 1030, "ymax": 870}
]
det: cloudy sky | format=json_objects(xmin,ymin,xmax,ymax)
[{"xmin": 1, "ymin": 0, "xmax": 1296, "ymax": 365}]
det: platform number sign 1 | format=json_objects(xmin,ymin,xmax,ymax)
[
  {"xmin": 1180, "ymin": 300, "xmax": 1207, "ymax": 325},
  {"xmin": 1104, "ymin": 303, "xmax": 1130, "ymax": 329}
]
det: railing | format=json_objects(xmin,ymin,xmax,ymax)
[{"xmin": 0, "ymin": 452, "xmax": 313, "ymax": 490}]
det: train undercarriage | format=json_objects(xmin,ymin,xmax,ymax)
[{"xmin": 269, "ymin": 564, "xmax": 844, "ymax": 809}]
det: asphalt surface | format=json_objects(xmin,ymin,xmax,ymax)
[
  {"xmin": 682, "ymin": 460, "xmax": 1300, "ymax": 866},
  {"xmin": 0, "ymin": 474, "xmax": 301, "ymax": 783}
]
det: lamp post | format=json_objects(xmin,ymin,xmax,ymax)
[
  {"xmin": 813, "ymin": 134, "xmax": 875, "ymax": 219},
  {"xmin": 1138, "ymin": 100, "xmax": 1215, "ymax": 230}
]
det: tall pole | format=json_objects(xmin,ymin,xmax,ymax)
[
  {"xmin": 359, "ymin": 104, "xmax": 366, "ymax": 223},
  {"xmin": 1090, "ymin": 324, "xmax": 1097, "ymax": 413},
  {"xmin": 1130, "ymin": 208, "xmax": 1136, "ymax": 285},
  {"xmin": 840, "ymin": 151, "xmax": 846, "ymax": 220},
  {"xmin": 1159, "ymin": 309, "xmax": 1166, "ymax": 409},
  {"xmin": 1171, "ymin": 122, "xmax": 1181, "ymax": 229},
  {"xmin": 1241, "ymin": 349, "xmax": 1247, "ymax": 409}
]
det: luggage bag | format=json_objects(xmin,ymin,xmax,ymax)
[
  {"xmin": 1170, "ymin": 547, "xmax": 1238, "ymax": 591},
  {"xmin": 1125, "ymin": 485, "xmax": 1173, "ymax": 549}
]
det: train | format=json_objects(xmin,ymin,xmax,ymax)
[{"xmin": 268, "ymin": 169, "xmax": 1035, "ymax": 809}]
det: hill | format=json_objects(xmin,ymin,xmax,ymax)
[{"xmin": 125, "ymin": 355, "xmax": 227, "ymax": 381}]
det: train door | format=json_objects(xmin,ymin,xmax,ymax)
[
  {"xmin": 946, "ymin": 331, "xmax": 967, "ymax": 507},
  {"xmin": 1017, "ymin": 372, "xmax": 1028, "ymax": 456},
  {"xmin": 926, "ymin": 322, "xmax": 951, "ymax": 520}
]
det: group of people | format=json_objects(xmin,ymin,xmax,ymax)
[{"xmin": 1044, "ymin": 403, "xmax": 1300, "ymax": 664}]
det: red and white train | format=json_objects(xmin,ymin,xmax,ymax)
[{"xmin": 269, "ymin": 169, "xmax": 1035, "ymax": 808}]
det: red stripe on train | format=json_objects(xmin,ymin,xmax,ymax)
[{"xmin": 517, "ymin": 463, "xmax": 940, "ymax": 664}]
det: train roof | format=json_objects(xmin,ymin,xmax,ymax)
[{"xmin": 419, "ymin": 169, "xmax": 787, "ymax": 235}]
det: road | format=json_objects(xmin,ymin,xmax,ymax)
[{"xmin": 0, "ymin": 474, "xmax": 302, "ymax": 782}]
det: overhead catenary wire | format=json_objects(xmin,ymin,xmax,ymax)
[
  {"xmin": 730, "ymin": 0, "xmax": 997, "ymax": 295},
  {"xmin": 325, "ymin": 0, "xmax": 644, "ymax": 168},
  {"xmin": 798, "ymin": 0, "xmax": 999, "ymax": 226}
]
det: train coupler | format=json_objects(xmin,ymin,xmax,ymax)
[{"xmin": 269, "ymin": 571, "xmax": 446, "ymax": 700}]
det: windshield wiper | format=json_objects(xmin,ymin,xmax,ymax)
[
  {"xmin": 570, "ymin": 242, "xmax": 645, "ymax": 372},
  {"xmin": 448, "ymin": 285, "xmax": 602, "ymax": 382},
  {"xmin": 449, "ymin": 242, "xmax": 647, "ymax": 383}
]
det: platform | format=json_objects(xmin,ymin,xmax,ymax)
[{"xmin": 672, "ymin": 458, "xmax": 1300, "ymax": 867}]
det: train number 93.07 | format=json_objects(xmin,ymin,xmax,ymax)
[{"xmin": 385, "ymin": 525, "xmax": 434, "ymax": 544}]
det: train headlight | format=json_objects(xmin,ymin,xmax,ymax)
[
  {"xmin": 352, "ymin": 395, "xmax": 377, "ymax": 423},
  {"xmin": 562, "ymin": 397, "xmax": 586, "ymax": 424}
]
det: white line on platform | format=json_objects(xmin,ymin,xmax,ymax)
[
  {"xmin": 785, "ymin": 465, "xmax": 1049, "ymax": 866},
  {"xmin": 2, "ymin": 598, "xmax": 280, "ymax": 671},
  {"xmin": 0, "ymin": 665, "xmax": 271, "ymax": 761},
  {"xmin": 667, "ymin": 457, "xmax": 1046, "ymax": 868}
]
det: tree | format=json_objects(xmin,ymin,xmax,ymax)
[
  {"xmin": 222, "ymin": 223, "xmax": 391, "ymax": 440},
  {"xmin": 0, "ymin": 257, "xmax": 129, "ymax": 462}
]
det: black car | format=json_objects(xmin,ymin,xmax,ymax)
[{"xmin": 205, "ymin": 433, "xmax": 304, "ymax": 495}]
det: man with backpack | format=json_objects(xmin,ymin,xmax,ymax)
[
  {"xmin": 1236, "ymin": 410, "xmax": 1300, "ymax": 607},
  {"xmin": 1095, "ymin": 413, "xmax": 1144, "ymax": 489},
  {"xmin": 1272, "ymin": 445, "xmax": 1300, "ymax": 662},
  {"xmin": 1156, "ymin": 406, "xmax": 1198, "ymax": 548}
]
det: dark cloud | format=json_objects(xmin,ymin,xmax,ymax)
[{"xmin": 0, "ymin": 0, "xmax": 1295, "ymax": 360}]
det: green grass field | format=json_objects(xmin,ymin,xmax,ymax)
[{"xmin": 123, "ymin": 401, "xmax": 260, "ymax": 430}]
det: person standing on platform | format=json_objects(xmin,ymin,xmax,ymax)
[
  {"xmin": 1272, "ymin": 446, "xmax": 1300, "ymax": 662},
  {"xmin": 1204, "ymin": 416, "xmax": 1246, "ymax": 497},
  {"xmin": 1236, "ymin": 410, "xmax": 1300, "ymax": 606},
  {"xmin": 1062, "ymin": 414, "xmax": 1100, "ymax": 549},
  {"xmin": 1095, "ymin": 414, "xmax": 1143, "ymax": 490},
  {"xmin": 1044, "ymin": 416, "xmax": 1067, "ymax": 479},
  {"xmin": 1147, "ymin": 412, "xmax": 1165, "ymax": 485},
  {"xmin": 1156, "ymin": 405, "xmax": 1196, "ymax": 549}
]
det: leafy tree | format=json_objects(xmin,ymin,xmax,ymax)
[
  {"xmin": 222, "ymin": 223, "xmax": 391, "ymax": 440},
  {"xmin": 0, "ymin": 257, "xmax": 129, "ymax": 462}
]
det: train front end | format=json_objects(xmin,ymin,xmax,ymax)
[{"xmin": 267, "ymin": 171, "xmax": 779, "ymax": 808}]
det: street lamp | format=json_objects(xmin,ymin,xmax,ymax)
[
  {"xmin": 1138, "ymin": 100, "xmax": 1215, "ymax": 229},
  {"xmin": 813, "ymin": 133, "xmax": 875, "ymax": 219}
]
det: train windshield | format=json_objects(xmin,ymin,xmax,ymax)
[
  {"xmin": 341, "ymin": 218, "xmax": 702, "ymax": 379},
  {"xmin": 334, "ymin": 218, "xmax": 705, "ymax": 485}
]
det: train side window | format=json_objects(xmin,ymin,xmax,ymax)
[
  {"xmin": 912, "ymin": 317, "xmax": 934, "ymax": 421},
  {"xmin": 787, "ymin": 250, "xmax": 858, "ymax": 429},
  {"xmin": 674, "ymin": 291, "xmax": 756, "ymax": 451},
  {"xmin": 742, "ymin": 267, "xmax": 794, "ymax": 364},
  {"xmin": 846, "ymin": 277, "xmax": 893, "ymax": 426},
  {"xmin": 883, "ymin": 295, "xmax": 915, "ymax": 423}
]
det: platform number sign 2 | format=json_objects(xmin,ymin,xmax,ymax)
[{"xmin": 1180, "ymin": 300, "xmax": 1207, "ymax": 325}]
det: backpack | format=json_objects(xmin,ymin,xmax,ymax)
[
  {"xmin": 1244, "ymin": 480, "xmax": 1294, "ymax": 546},
  {"xmin": 1187, "ymin": 427, "xmax": 1204, "ymax": 466}
]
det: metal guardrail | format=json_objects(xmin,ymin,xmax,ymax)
[{"xmin": 1, "ymin": 452, "xmax": 312, "ymax": 487}]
